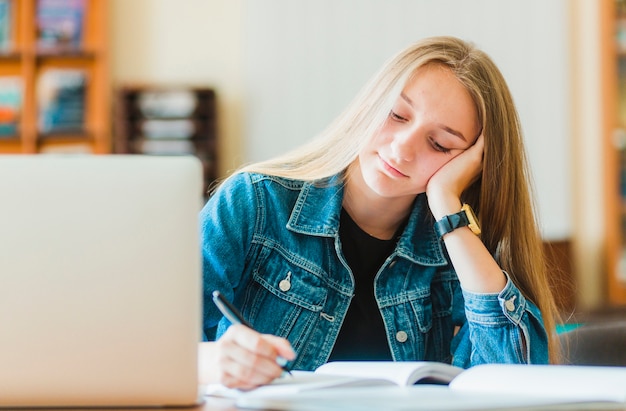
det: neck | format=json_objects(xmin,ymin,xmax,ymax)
[{"xmin": 343, "ymin": 165, "xmax": 414, "ymax": 240}]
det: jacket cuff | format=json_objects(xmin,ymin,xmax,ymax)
[{"xmin": 462, "ymin": 271, "xmax": 526, "ymax": 325}]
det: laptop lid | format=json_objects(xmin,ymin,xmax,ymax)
[{"xmin": 0, "ymin": 155, "xmax": 203, "ymax": 407}]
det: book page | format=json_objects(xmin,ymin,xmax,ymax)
[
  {"xmin": 450, "ymin": 364, "xmax": 626, "ymax": 403},
  {"xmin": 204, "ymin": 370, "xmax": 396, "ymax": 398},
  {"xmin": 205, "ymin": 361, "xmax": 464, "ymax": 399},
  {"xmin": 315, "ymin": 361, "xmax": 463, "ymax": 385},
  {"xmin": 235, "ymin": 385, "xmax": 607, "ymax": 411}
]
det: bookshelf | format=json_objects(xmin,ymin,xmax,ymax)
[
  {"xmin": 114, "ymin": 86, "xmax": 218, "ymax": 196},
  {"xmin": 0, "ymin": 0, "xmax": 110, "ymax": 154},
  {"xmin": 601, "ymin": 0, "xmax": 626, "ymax": 305}
]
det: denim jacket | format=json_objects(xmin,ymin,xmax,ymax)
[{"xmin": 201, "ymin": 172, "xmax": 549, "ymax": 371}]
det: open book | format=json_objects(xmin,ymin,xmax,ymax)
[
  {"xmin": 204, "ymin": 361, "xmax": 463, "ymax": 398},
  {"xmin": 206, "ymin": 362, "xmax": 626, "ymax": 410}
]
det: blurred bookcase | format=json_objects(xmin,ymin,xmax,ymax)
[
  {"xmin": 602, "ymin": 0, "xmax": 626, "ymax": 305},
  {"xmin": 0, "ymin": 0, "xmax": 110, "ymax": 154},
  {"xmin": 114, "ymin": 86, "xmax": 218, "ymax": 197}
]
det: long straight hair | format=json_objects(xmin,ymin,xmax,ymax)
[{"xmin": 232, "ymin": 36, "xmax": 561, "ymax": 363}]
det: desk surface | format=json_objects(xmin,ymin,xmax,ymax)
[
  {"xmin": 11, "ymin": 387, "xmax": 626, "ymax": 411},
  {"xmin": 200, "ymin": 397, "xmax": 625, "ymax": 411},
  {"xmin": 199, "ymin": 389, "xmax": 626, "ymax": 411},
  {"xmin": 9, "ymin": 398, "xmax": 626, "ymax": 411}
]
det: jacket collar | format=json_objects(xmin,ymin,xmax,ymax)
[{"xmin": 286, "ymin": 174, "xmax": 447, "ymax": 266}]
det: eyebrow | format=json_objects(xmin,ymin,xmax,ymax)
[{"xmin": 400, "ymin": 92, "xmax": 468, "ymax": 142}]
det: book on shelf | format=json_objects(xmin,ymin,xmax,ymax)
[
  {"xmin": 38, "ymin": 142, "xmax": 92, "ymax": 154},
  {"xmin": 0, "ymin": 76, "xmax": 22, "ymax": 137},
  {"xmin": 205, "ymin": 361, "xmax": 626, "ymax": 410},
  {"xmin": 37, "ymin": 68, "xmax": 87, "ymax": 134},
  {"xmin": 36, "ymin": 0, "xmax": 86, "ymax": 52},
  {"xmin": 135, "ymin": 139, "xmax": 196, "ymax": 156},
  {"xmin": 619, "ymin": 58, "xmax": 626, "ymax": 127},
  {"xmin": 137, "ymin": 89, "xmax": 198, "ymax": 118},
  {"xmin": 0, "ymin": 0, "xmax": 12, "ymax": 52},
  {"xmin": 140, "ymin": 119, "xmax": 196, "ymax": 140}
]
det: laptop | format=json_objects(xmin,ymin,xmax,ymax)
[{"xmin": 0, "ymin": 155, "xmax": 204, "ymax": 407}]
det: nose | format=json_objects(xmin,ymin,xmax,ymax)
[{"xmin": 389, "ymin": 127, "xmax": 421, "ymax": 163}]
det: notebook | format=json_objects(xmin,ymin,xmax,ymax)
[{"xmin": 0, "ymin": 155, "xmax": 204, "ymax": 407}]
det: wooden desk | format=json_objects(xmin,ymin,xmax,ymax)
[{"xmin": 10, "ymin": 399, "xmax": 237, "ymax": 411}]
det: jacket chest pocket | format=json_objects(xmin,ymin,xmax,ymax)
[
  {"xmin": 382, "ymin": 291, "xmax": 454, "ymax": 362},
  {"xmin": 244, "ymin": 245, "xmax": 328, "ymax": 344}
]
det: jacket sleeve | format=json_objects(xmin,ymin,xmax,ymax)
[
  {"xmin": 450, "ymin": 272, "xmax": 549, "ymax": 367},
  {"xmin": 200, "ymin": 172, "xmax": 257, "ymax": 341}
]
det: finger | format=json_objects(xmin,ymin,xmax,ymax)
[
  {"xmin": 218, "ymin": 346, "xmax": 278, "ymax": 389},
  {"xmin": 464, "ymin": 134, "xmax": 484, "ymax": 158},
  {"xmin": 472, "ymin": 135, "xmax": 484, "ymax": 175},
  {"xmin": 469, "ymin": 133, "xmax": 483, "ymax": 152},
  {"xmin": 219, "ymin": 325, "xmax": 287, "ymax": 387},
  {"xmin": 229, "ymin": 325, "xmax": 296, "ymax": 365},
  {"xmin": 224, "ymin": 325, "xmax": 284, "ymax": 370},
  {"xmin": 263, "ymin": 334, "xmax": 297, "ymax": 361},
  {"xmin": 459, "ymin": 134, "xmax": 484, "ymax": 180},
  {"xmin": 220, "ymin": 355, "xmax": 277, "ymax": 390}
]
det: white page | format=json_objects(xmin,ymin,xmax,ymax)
[
  {"xmin": 204, "ymin": 371, "xmax": 396, "ymax": 398},
  {"xmin": 315, "ymin": 361, "xmax": 463, "ymax": 385},
  {"xmin": 205, "ymin": 361, "xmax": 463, "ymax": 398},
  {"xmin": 450, "ymin": 364, "xmax": 626, "ymax": 403},
  {"xmin": 236, "ymin": 385, "xmax": 611, "ymax": 411}
]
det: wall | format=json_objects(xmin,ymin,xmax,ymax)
[
  {"xmin": 108, "ymin": 0, "xmax": 605, "ymax": 309},
  {"xmin": 109, "ymin": 0, "xmax": 245, "ymax": 176},
  {"xmin": 243, "ymin": 0, "xmax": 572, "ymax": 242}
]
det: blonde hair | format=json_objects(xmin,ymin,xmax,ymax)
[{"xmin": 231, "ymin": 36, "xmax": 562, "ymax": 363}]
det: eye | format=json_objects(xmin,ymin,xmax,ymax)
[
  {"xmin": 429, "ymin": 137, "xmax": 451, "ymax": 154},
  {"xmin": 389, "ymin": 110, "xmax": 407, "ymax": 122}
]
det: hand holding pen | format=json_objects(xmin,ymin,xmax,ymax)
[{"xmin": 212, "ymin": 291, "xmax": 296, "ymax": 378}]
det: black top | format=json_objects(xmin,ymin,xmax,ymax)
[{"xmin": 328, "ymin": 208, "xmax": 399, "ymax": 361}]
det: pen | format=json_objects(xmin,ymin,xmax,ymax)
[{"xmin": 212, "ymin": 290, "xmax": 293, "ymax": 375}]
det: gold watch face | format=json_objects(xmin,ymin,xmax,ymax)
[{"xmin": 461, "ymin": 203, "xmax": 481, "ymax": 235}]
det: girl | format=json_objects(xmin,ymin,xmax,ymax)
[{"xmin": 199, "ymin": 36, "xmax": 560, "ymax": 389}]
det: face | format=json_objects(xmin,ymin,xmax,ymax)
[{"xmin": 357, "ymin": 64, "xmax": 480, "ymax": 200}]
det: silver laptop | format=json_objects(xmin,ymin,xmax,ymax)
[{"xmin": 0, "ymin": 155, "xmax": 203, "ymax": 407}]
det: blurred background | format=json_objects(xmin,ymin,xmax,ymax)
[{"xmin": 0, "ymin": 0, "xmax": 624, "ymax": 320}]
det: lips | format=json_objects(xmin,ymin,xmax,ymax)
[{"xmin": 378, "ymin": 154, "xmax": 408, "ymax": 178}]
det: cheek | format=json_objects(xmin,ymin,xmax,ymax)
[
  {"xmin": 415, "ymin": 153, "xmax": 448, "ymax": 179},
  {"xmin": 366, "ymin": 128, "xmax": 390, "ymax": 148}
]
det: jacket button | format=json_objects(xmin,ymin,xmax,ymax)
[
  {"xmin": 389, "ymin": 260, "xmax": 397, "ymax": 268},
  {"xmin": 505, "ymin": 296, "xmax": 517, "ymax": 312},
  {"xmin": 395, "ymin": 331, "xmax": 408, "ymax": 343},
  {"xmin": 279, "ymin": 271, "xmax": 292, "ymax": 292}
]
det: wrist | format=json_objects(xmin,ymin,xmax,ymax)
[
  {"xmin": 426, "ymin": 185, "xmax": 463, "ymax": 218},
  {"xmin": 434, "ymin": 203, "xmax": 481, "ymax": 238},
  {"xmin": 427, "ymin": 192, "xmax": 462, "ymax": 221}
]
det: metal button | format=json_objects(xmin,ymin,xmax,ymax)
[
  {"xmin": 395, "ymin": 331, "xmax": 408, "ymax": 343},
  {"xmin": 505, "ymin": 296, "xmax": 516, "ymax": 312},
  {"xmin": 389, "ymin": 260, "xmax": 397, "ymax": 268},
  {"xmin": 279, "ymin": 271, "xmax": 292, "ymax": 292}
]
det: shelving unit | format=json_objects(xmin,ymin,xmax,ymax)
[
  {"xmin": 601, "ymin": 0, "xmax": 626, "ymax": 305},
  {"xmin": 0, "ymin": 0, "xmax": 110, "ymax": 154},
  {"xmin": 114, "ymin": 86, "xmax": 218, "ymax": 196}
]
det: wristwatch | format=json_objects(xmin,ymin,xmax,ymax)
[{"xmin": 434, "ymin": 203, "xmax": 481, "ymax": 238}]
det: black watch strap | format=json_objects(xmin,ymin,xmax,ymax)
[{"xmin": 434, "ymin": 210, "xmax": 470, "ymax": 238}]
